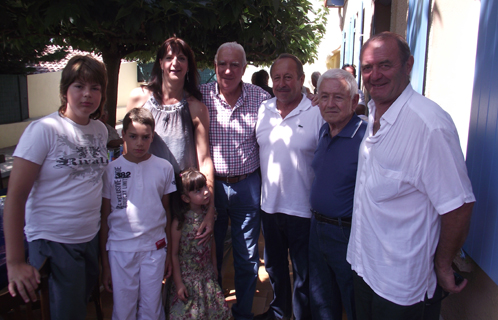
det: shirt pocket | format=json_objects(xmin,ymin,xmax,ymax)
[{"xmin": 368, "ymin": 160, "xmax": 405, "ymax": 203}]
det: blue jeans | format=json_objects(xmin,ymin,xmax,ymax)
[
  {"xmin": 214, "ymin": 171, "xmax": 261, "ymax": 320},
  {"xmin": 309, "ymin": 217, "xmax": 356, "ymax": 320},
  {"xmin": 261, "ymin": 211, "xmax": 311, "ymax": 320}
]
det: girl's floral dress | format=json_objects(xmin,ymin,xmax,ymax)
[{"xmin": 169, "ymin": 210, "xmax": 231, "ymax": 319}]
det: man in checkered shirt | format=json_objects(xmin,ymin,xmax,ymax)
[{"xmin": 199, "ymin": 42, "xmax": 271, "ymax": 320}]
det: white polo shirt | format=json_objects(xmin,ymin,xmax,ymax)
[
  {"xmin": 256, "ymin": 94, "xmax": 324, "ymax": 218},
  {"xmin": 347, "ymin": 84, "xmax": 475, "ymax": 306}
]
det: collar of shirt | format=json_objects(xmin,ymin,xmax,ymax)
[
  {"xmin": 367, "ymin": 83, "xmax": 413, "ymax": 137},
  {"xmin": 213, "ymin": 81, "xmax": 247, "ymax": 110},
  {"xmin": 321, "ymin": 113, "xmax": 365, "ymax": 140},
  {"xmin": 264, "ymin": 94, "xmax": 312, "ymax": 119}
]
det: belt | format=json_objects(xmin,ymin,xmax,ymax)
[
  {"xmin": 215, "ymin": 173, "xmax": 249, "ymax": 184},
  {"xmin": 311, "ymin": 209, "xmax": 352, "ymax": 227}
]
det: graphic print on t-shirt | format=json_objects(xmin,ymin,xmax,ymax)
[
  {"xmin": 54, "ymin": 133, "xmax": 108, "ymax": 184},
  {"xmin": 114, "ymin": 166, "xmax": 131, "ymax": 209}
]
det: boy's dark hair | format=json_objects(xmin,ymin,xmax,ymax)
[
  {"xmin": 145, "ymin": 37, "xmax": 202, "ymax": 102},
  {"xmin": 173, "ymin": 168, "xmax": 207, "ymax": 230},
  {"xmin": 59, "ymin": 55, "xmax": 107, "ymax": 120},
  {"xmin": 122, "ymin": 108, "xmax": 155, "ymax": 133}
]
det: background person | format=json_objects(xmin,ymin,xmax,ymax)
[
  {"xmin": 99, "ymin": 108, "xmax": 123, "ymax": 149},
  {"xmin": 311, "ymin": 71, "xmax": 321, "ymax": 94},
  {"xmin": 126, "ymin": 37, "xmax": 215, "ymax": 244},
  {"xmin": 3, "ymin": 55, "xmax": 108, "ymax": 319},
  {"xmin": 251, "ymin": 69, "xmax": 274, "ymax": 97},
  {"xmin": 341, "ymin": 64, "xmax": 367, "ymax": 121}
]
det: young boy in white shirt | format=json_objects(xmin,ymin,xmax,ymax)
[{"xmin": 100, "ymin": 107, "xmax": 176, "ymax": 320}]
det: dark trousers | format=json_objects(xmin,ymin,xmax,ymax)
[
  {"xmin": 28, "ymin": 234, "xmax": 99, "ymax": 320},
  {"xmin": 309, "ymin": 217, "xmax": 355, "ymax": 320},
  {"xmin": 261, "ymin": 211, "xmax": 311, "ymax": 320},
  {"xmin": 353, "ymin": 272, "xmax": 442, "ymax": 320}
]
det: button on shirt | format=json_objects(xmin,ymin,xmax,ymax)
[
  {"xmin": 200, "ymin": 81, "xmax": 271, "ymax": 176},
  {"xmin": 309, "ymin": 114, "xmax": 367, "ymax": 218},
  {"xmin": 346, "ymin": 84, "xmax": 475, "ymax": 306}
]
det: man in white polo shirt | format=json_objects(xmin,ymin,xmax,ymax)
[
  {"xmin": 347, "ymin": 32, "xmax": 475, "ymax": 320},
  {"xmin": 255, "ymin": 53, "xmax": 323, "ymax": 320}
]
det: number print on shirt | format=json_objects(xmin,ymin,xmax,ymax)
[{"xmin": 114, "ymin": 166, "xmax": 131, "ymax": 209}]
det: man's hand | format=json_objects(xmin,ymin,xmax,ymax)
[
  {"xmin": 306, "ymin": 93, "xmax": 319, "ymax": 106},
  {"xmin": 436, "ymin": 266, "xmax": 467, "ymax": 294},
  {"xmin": 7, "ymin": 262, "xmax": 40, "ymax": 303},
  {"xmin": 195, "ymin": 211, "xmax": 215, "ymax": 245},
  {"xmin": 434, "ymin": 202, "xmax": 473, "ymax": 294}
]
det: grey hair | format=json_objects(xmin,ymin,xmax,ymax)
[
  {"xmin": 214, "ymin": 42, "xmax": 247, "ymax": 66},
  {"xmin": 317, "ymin": 69, "xmax": 359, "ymax": 99}
]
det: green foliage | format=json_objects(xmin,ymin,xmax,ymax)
[
  {"xmin": 1, "ymin": 0, "xmax": 326, "ymax": 68},
  {"xmin": 0, "ymin": 0, "xmax": 67, "ymax": 73},
  {"xmin": 0, "ymin": 0, "xmax": 327, "ymax": 123}
]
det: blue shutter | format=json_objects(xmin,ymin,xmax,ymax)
[
  {"xmin": 406, "ymin": 0, "xmax": 430, "ymax": 94},
  {"xmin": 464, "ymin": 0, "xmax": 498, "ymax": 285}
]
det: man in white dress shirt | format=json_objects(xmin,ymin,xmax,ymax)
[{"xmin": 346, "ymin": 32, "xmax": 475, "ymax": 320}]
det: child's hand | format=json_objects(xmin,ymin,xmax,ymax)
[
  {"xmin": 7, "ymin": 262, "xmax": 40, "ymax": 303},
  {"xmin": 164, "ymin": 258, "xmax": 172, "ymax": 279},
  {"xmin": 177, "ymin": 284, "xmax": 189, "ymax": 303},
  {"xmin": 102, "ymin": 267, "xmax": 113, "ymax": 292}
]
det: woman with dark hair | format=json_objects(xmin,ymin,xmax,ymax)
[{"xmin": 126, "ymin": 37, "xmax": 215, "ymax": 243}]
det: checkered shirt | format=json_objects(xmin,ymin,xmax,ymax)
[{"xmin": 200, "ymin": 81, "xmax": 271, "ymax": 176}]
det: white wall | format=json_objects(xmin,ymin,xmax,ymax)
[
  {"xmin": 27, "ymin": 72, "xmax": 61, "ymax": 118},
  {"xmin": 0, "ymin": 61, "xmax": 138, "ymax": 149},
  {"xmin": 425, "ymin": 0, "xmax": 481, "ymax": 155},
  {"xmin": 117, "ymin": 61, "xmax": 138, "ymax": 121}
]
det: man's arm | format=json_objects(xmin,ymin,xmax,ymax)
[{"xmin": 434, "ymin": 202, "xmax": 474, "ymax": 293}]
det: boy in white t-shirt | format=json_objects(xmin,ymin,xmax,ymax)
[{"xmin": 100, "ymin": 108, "xmax": 176, "ymax": 320}]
